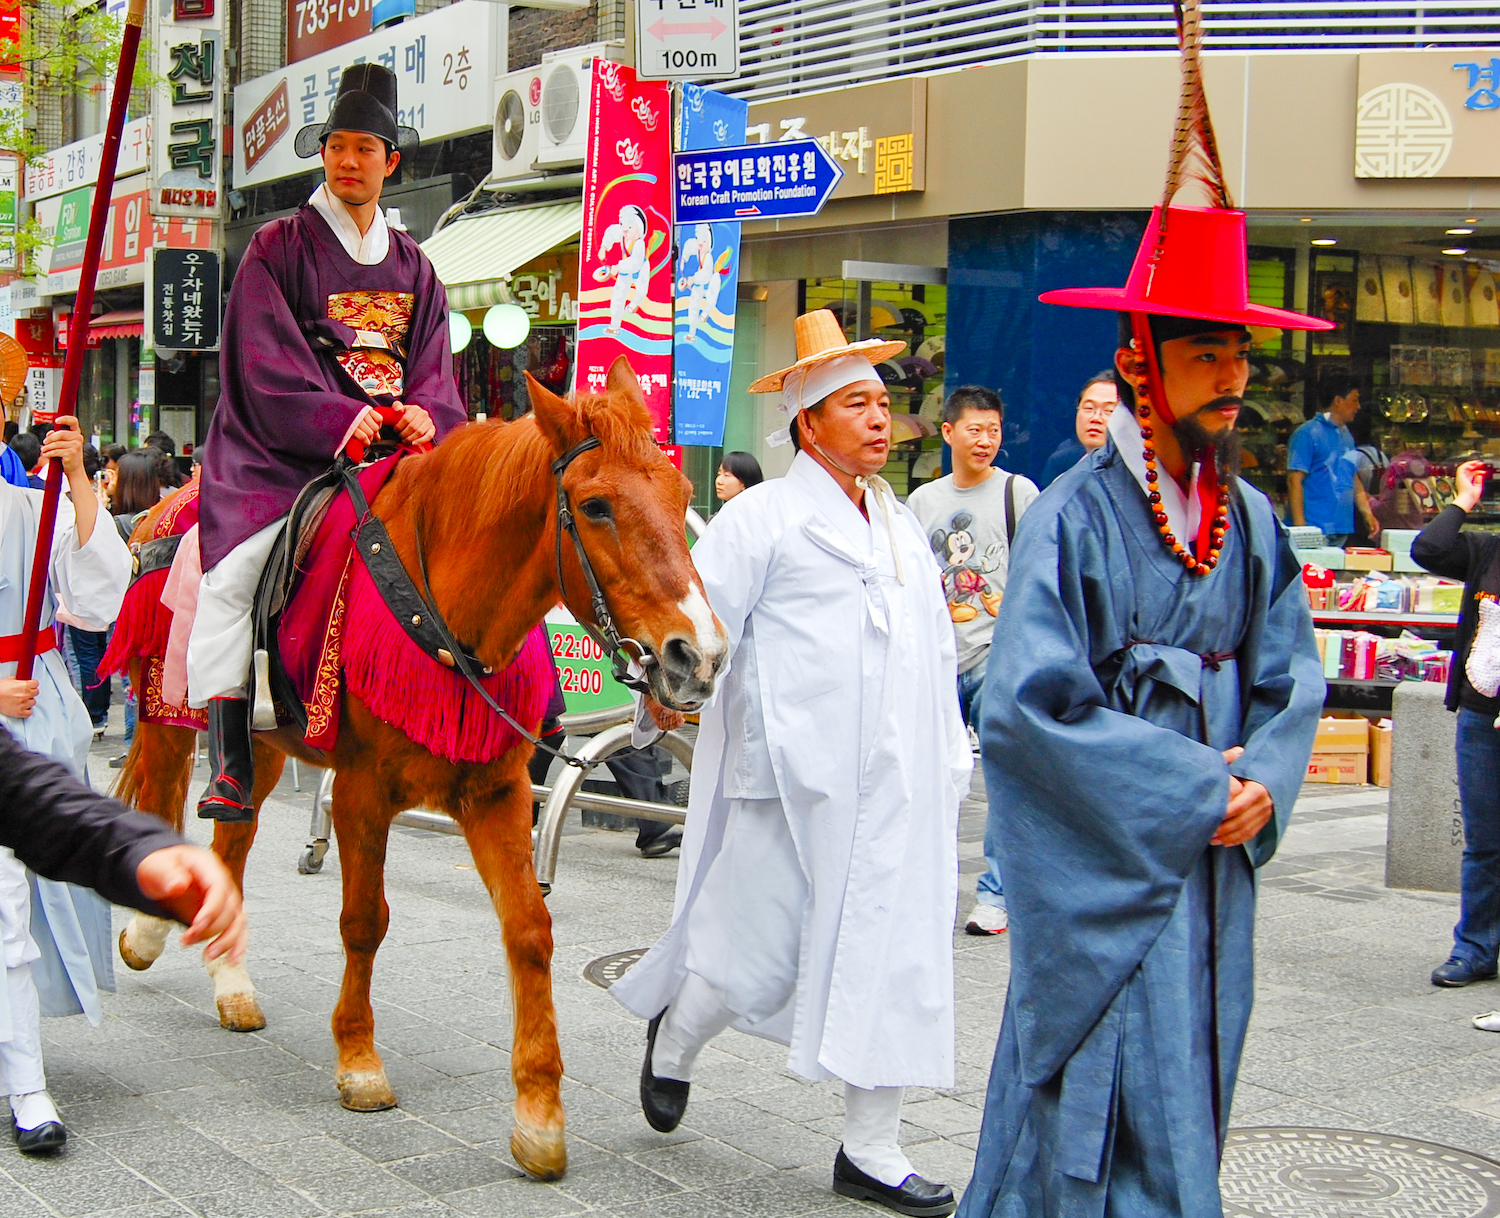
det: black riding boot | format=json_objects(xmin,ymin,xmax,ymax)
[{"xmin": 197, "ymin": 697, "xmax": 256, "ymax": 822}]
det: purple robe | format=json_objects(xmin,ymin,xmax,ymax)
[{"xmin": 198, "ymin": 204, "xmax": 466, "ymax": 571}]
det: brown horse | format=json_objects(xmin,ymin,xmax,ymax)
[{"xmin": 111, "ymin": 360, "xmax": 727, "ymax": 1179}]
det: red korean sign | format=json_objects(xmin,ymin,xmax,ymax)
[
  {"xmin": 577, "ymin": 61, "xmax": 673, "ymax": 441},
  {"xmin": 287, "ymin": 0, "xmax": 372, "ymax": 65},
  {"xmin": 243, "ymin": 79, "xmax": 291, "ymax": 174}
]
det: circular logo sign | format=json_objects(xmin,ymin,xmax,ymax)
[{"xmin": 1355, "ymin": 83, "xmax": 1454, "ymax": 177}]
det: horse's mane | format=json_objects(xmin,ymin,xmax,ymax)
[{"xmin": 392, "ymin": 385, "xmax": 669, "ymax": 540}]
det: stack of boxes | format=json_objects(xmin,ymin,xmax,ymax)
[
  {"xmin": 1381, "ymin": 529, "xmax": 1423, "ymax": 573},
  {"xmin": 1288, "ymin": 526, "xmax": 1345, "ymax": 572},
  {"xmin": 1305, "ymin": 714, "xmax": 1392, "ymax": 786}
]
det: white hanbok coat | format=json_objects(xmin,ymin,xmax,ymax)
[
  {"xmin": 0, "ymin": 483, "xmax": 131, "ymax": 1028},
  {"xmin": 613, "ymin": 452, "xmax": 972, "ymax": 1090}
]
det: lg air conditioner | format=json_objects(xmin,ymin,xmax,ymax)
[
  {"xmin": 534, "ymin": 42, "xmax": 622, "ymax": 170},
  {"xmin": 491, "ymin": 68, "xmax": 544, "ymax": 183}
]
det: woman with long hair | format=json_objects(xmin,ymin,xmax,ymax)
[{"xmin": 104, "ymin": 449, "xmax": 163, "ymax": 767}]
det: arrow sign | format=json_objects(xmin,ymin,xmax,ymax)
[
  {"xmin": 636, "ymin": 0, "xmax": 739, "ymax": 81},
  {"xmin": 673, "ymin": 138, "xmax": 844, "ymax": 224},
  {"xmin": 647, "ymin": 15, "xmax": 727, "ymax": 39}
]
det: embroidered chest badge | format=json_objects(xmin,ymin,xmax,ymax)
[{"xmin": 327, "ymin": 291, "xmax": 414, "ymax": 399}]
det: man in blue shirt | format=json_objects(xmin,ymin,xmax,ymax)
[{"xmin": 1286, "ymin": 374, "xmax": 1379, "ymax": 544}]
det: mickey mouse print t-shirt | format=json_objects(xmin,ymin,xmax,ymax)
[{"xmin": 907, "ymin": 468, "xmax": 1040, "ymax": 675}]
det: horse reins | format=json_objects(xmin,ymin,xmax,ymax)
[
  {"xmin": 340, "ymin": 435, "xmax": 661, "ymax": 771},
  {"xmin": 550, "ymin": 437, "xmax": 659, "ymax": 700}
]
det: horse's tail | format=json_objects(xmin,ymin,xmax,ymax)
[
  {"xmin": 110, "ymin": 721, "xmax": 196, "ymax": 832},
  {"xmin": 109, "ymin": 732, "xmax": 148, "ymax": 809}
]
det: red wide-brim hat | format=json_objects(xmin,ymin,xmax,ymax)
[{"xmin": 1040, "ymin": 205, "xmax": 1334, "ymax": 332}]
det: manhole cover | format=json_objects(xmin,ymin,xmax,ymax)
[
  {"xmin": 1222, "ymin": 1128, "xmax": 1500, "ymax": 1217},
  {"xmin": 583, "ymin": 949, "xmax": 646, "ymax": 990}
]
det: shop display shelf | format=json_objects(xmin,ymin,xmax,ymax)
[{"xmin": 1312, "ymin": 610, "xmax": 1458, "ymax": 629}]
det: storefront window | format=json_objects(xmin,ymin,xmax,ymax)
[
  {"xmin": 801, "ymin": 277, "xmax": 947, "ymax": 497},
  {"xmin": 1241, "ymin": 229, "xmax": 1500, "ymax": 536}
]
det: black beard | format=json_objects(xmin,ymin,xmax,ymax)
[{"xmin": 1172, "ymin": 400, "xmax": 1242, "ymax": 481}]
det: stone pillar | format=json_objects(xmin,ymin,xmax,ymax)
[{"xmin": 1385, "ymin": 680, "xmax": 1462, "ymax": 893}]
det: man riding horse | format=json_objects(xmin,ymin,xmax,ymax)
[{"xmin": 189, "ymin": 64, "xmax": 465, "ymax": 819}]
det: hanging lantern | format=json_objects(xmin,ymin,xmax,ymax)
[
  {"xmin": 483, "ymin": 302, "xmax": 531, "ymax": 350},
  {"xmin": 449, "ymin": 311, "xmax": 473, "ymax": 352}
]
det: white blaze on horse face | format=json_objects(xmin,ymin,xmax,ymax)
[{"xmin": 677, "ymin": 585, "xmax": 727, "ymax": 679}]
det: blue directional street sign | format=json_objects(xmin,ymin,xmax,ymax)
[{"xmin": 673, "ymin": 138, "xmax": 843, "ymax": 224}]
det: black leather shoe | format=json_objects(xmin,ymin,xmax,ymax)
[
  {"xmin": 640, "ymin": 828, "xmax": 683, "ymax": 858},
  {"xmin": 1433, "ymin": 957, "xmax": 1498, "ymax": 987},
  {"xmin": 640, "ymin": 1012, "xmax": 690, "ymax": 1132},
  {"xmin": 197, "ymin": 697, "xmax": 256, "ymax": 822},
  {"xmin": 13, "ymin": 1117, "xmax": 66, "ymax": 1155},
  {"xmin": 833, "ymin": 1148, "xmax": 955, "ymax": 1217}
]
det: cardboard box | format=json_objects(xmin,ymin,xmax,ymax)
[
  {"xmin": 1392, "ymin": 552, "xmax": 1425, "ymax": 573},
  {"xmin": 1299, "ymin": 547, "xmax": 1346, "ymax": 571},
  {"xmin": 1381, "ymin": 529, "xmax": 1421, "ymax": 554},
  {"xmin": 1370, "ymin": 720, "xmax": 1392, "ymax": 788},
  {"xmin": 1307, "ymin": 752, "xmax": 1368, "ymax": 784},
  {"xmin": 1343, "ymin": 548, "xmax": 1394, "ymax": 572},
  {"xmin": 1314, "ymin": 715, "xmax": 1371, "ymax": 754}
]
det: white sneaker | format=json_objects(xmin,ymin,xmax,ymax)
[
  {"xmin": 967, "ymin": 727, "xmax": 981, "ymax": 755},
  {"xmin": 966, "ymin": 904, "xmax": 1008, "ymax": 935},
  {"xmin": 1474, "ymin": 1011, "xmax": 1500, "ymax": 1032}
]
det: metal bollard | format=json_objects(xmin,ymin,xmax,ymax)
[{"xmin": 531, "ymin": 722, "xmax": 695, "ymax": 895}]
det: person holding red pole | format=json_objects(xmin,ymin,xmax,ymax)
[
  {"xmin": 186, "ymin": 64, "xmax": 465, "ymax": 819},
  {"xmin": 0, "ymin": 416, "xmax": 132, "ymax": 1151}
]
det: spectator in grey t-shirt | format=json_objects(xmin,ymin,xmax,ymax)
[{"xmin": 907, "ymin": 386, "xmax": 1038, "ymax": 937}]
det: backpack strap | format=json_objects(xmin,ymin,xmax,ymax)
[{"xmin": 1004, "ymin": 474, "xmax": 1017, "ymax": 547}]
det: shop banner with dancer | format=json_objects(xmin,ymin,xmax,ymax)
[
  {"xmin": 578, "ymin": 61, "xmax": 673, "ymax": 440},
  {"xmin": 672, "ymin": 84, "xmax": 747, "ymax": 447}
]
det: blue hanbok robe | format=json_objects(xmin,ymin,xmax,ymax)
[
  {"xmin": 0, "ymin": 483, "xmax": 131, "ymax": 1027},
  {"xmin": 960, "ymin": 437, "xmax": 1324, "ymax": 1218}
]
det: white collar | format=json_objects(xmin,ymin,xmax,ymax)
[
  {"xmin": 1108, "ymin": 405, "xmax": 1201, "ymax": 549},
  {"xmin": 309, "ymin": 183, "xmax": 390, "ymax": 266}
]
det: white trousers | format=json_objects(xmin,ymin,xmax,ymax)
[
  {"xmin": 652, "ymin": 973, "xmax": 912, "ymax": 1186},
  {"xmin": 651, "ymin": 797, "xmax": 914, "ymax": 1188},
  {"xmin": 0, "ymin": 855, "xmax": 43, "ymax": 1098},
  {"xmin": 186, "ymin": 518, "xmax": 285, "ymax": 707}
]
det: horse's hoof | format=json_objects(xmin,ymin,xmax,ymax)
[
  {"xmin": 216, "ymin": 992, "xmax": 267, "ymax": 1033},
  {"xmin": 510, "ymin": 1115, "xmax": 567, "ymax": 1180},
  {"xmin": 118, "ymin": 928, "xmax": 154, "ymax": 972},
  {"xmin": 337, "ymin": 1069, "xmax": 398, "ymax": 1112}
]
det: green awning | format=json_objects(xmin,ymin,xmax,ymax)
[{"xmin": 421, "ymin": 200, "xmax": 582, "ymax": 312}]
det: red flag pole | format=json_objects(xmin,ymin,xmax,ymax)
[{"xmin": 14, "ymin": 0, "xmax": 147, "ymax": 681}]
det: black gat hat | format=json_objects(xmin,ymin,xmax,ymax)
[{"xmin": 294, "ymin": 63, "xmax": 419, "ymax": 159}]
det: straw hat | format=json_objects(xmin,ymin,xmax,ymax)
[{"xmin": 748, "ymin": 309, "xmax": 907, "ymax": 394}]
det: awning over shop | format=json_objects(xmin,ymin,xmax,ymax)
[
  {"xmin": 91, "ymin": 309, "xmax": 144, "ymax": 339},
  {"xmin": 421, "ymin": 201, "xmax": 582, "ymax": 312}
]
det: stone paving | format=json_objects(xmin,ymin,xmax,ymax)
[{"xmin": 0, "ymin": 711, "xmax": 1497, "ymax": 1216}]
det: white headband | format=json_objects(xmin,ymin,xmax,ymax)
[{"xmin": 780, "ymin": 354, "xmax": 884, "ymax": 415}]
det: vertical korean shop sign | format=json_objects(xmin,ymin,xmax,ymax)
[
  {"xmin": 578, "ymin": 61, "xmax": 673, "ymax": 440},
  {"xmin": 153, "ymin": 248, "xmax": 222, "ymax": 351},
  {"xmin": 154, "ymin": 22, "xmax": 222, "ymax": 216},
  {"xmin": 672, "ymin": 85, "xmax": 746, "ymax": 447},
  {"xmin": 0, "ymin": 154, "xmax": 18, "ymax": 272}
]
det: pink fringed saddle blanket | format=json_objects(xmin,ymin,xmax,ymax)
[
  {"xmin": 99, "ymin": 481, "xmax": 207, "ymax": 732},
  {"xmin": 276, "ymin": 455, "xmax": 551, "ymax": 764}
]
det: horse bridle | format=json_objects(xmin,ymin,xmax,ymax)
[
  {"xmin": 339, "ymin": 433, "xmax": 660, "ymax": 774},
  {"xmin": 550, "ymin": 436, "xmax": 658, "ymax": 699}
]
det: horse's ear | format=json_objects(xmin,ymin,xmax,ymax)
[
  {"xmin": 526, "ymin": 373, "xmax": 580, "ymax": 455},
  {"xmin": 606, "ymin": 356, "xmax": 644, "ymax": 407}
]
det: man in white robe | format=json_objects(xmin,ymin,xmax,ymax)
[
  {"xmin": 0, "ymin": 417, "xmax": 131, "ymax": 1152},
  {"xmin": 612, "ymin": 310, "xmax": 972, "ymax": 1217}
]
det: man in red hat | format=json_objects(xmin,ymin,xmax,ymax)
[
  {"xmin": 186, "ymin": 63, "xmax": 465, "ymax": 821},
  {"xmin": 958, "ymin": 4, "xmax": 1327, "ymax": 1215}
]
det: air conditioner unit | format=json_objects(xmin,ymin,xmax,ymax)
[
  {"xmin": 491, "ymin": 68, "xmax": 544, "ymax": 183},
  {"xmin": 534, "ymin": 42, "xmax": 622, "ymax": 170}
]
